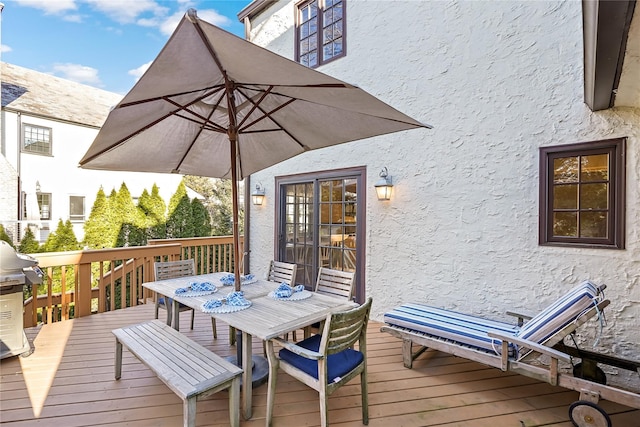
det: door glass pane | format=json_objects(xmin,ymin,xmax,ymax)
[{"xmin": 282, "ymin": 183, "xmax": 314, "ymax": 287}]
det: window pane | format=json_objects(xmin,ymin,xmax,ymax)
[
  {"xmin": 309, "ymin": 18, "xmax": 317, "ymax": 35},
  {"xmin": 309, "ymin": 51, "xmax": 318, "ymax": 67},
  {"xmin": 333, "ymin": 2, "xmax": 343, "ymax": 20},
  {"xmin": 580, "ymin": 212, "xmax": 607, "ymax": 238},
  {"xmin": 23, "ymin": 124, "xmax": 52, "ymax": 154},
  {"xmin": 580, "ymin": 183, "xmax": 607, "ymax": 210},
  {"xmin": 300, "ymin": 22, "xmax": 309, "ymax": 38},
  {"xmin": 333, "ymin": 21, "xmax": 343, "ymax": 38},
  {"xmin": 300, "ymin": 54, "xmax": 309, "ymax": 67},
  {"xmin": 323, "ymin": 26, "xmax": 333, "ymax": 44},
  {"xmin": 553, "ymin": 157, "xmax": 578, "ymax": 183},
  {"xmin": 324, "ymin": 43, "xmax": 333, "ymax": 60},
  {"xmin": 38, "ymin": 194, "xmax": 51, "ymax": 220},
  {"xmin": 70, "ymin": 196, "xmax": 85, "ymax": 220},
  {"xmin": 553, "ymin": 184, "xmax": 577, "ymax": 209},
  {"xmin": 581, "ymin": 154, "xmax": 608, "ymax": 181},
  {"xmin": 310, "ymin": 1, "xmax": 317, "ymax": 18},
  {"xmin": 300, "ymin": 39, "xmax": 309, "ymax": 55},
  {"xmin": 553, "ymin": 212, "xmax": 577, "ymax": 237},
  {"xmin": 324, "ymin": 9, "xmax": 333, "ymax": 25},
  {"xmin": 309, "ymin": 36, "xmax": 317, "ymax": 52},
  {"xmin": 333, "ymin": 39, "xmax": 343, "ymax": 56}
]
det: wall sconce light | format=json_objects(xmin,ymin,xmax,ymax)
[
  {"xmin": 374, "ymin": 167, "xmax": 393, "ymax": 201},
  {"xmin": 252, "ymin": 184, "xmax": 266, "ymax": 205}
]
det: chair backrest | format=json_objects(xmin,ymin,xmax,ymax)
[
  {"xmin": 321, "ymin": 297, "xmax": 372, "ymax": 356},
  {"xmin": 315, "ymin": 268, "xmax": 355, "ymax": 301},
  {"xmin": 154, "ymin": 259, "xmax": 195, "ymax": 281},
  {"xmin": 267, "ymin": 260, "xmax": 297, "ymax": 285}
]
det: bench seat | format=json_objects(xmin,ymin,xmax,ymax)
[{"xmin": 113, "ymin": 320, "xmax": 242, "ymax": 427}]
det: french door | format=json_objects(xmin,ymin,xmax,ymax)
[{"xmin": 275, "ymin": 167, "xmax": 365, "ymax": 302}]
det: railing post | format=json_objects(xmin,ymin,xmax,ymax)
[{"xmin": 76, "ymin": 262, "xmax": 92, "ymax": 317}]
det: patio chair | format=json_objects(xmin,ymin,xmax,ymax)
[
  {"xmin": 306, "ymin": 268, "xmax": 356, "ymax": 337},
  {"xmin": 266, "ymin": 260, "xmax": 297, "ymax": 285},
  {"xmin": 265, "ymin": 297, "xmax": 372, "ymax": 427},
  {"xmin": 381, "ymin": 280, "xmax": 608, "ymax": 369},
  {"xmin": 154, "ymin": 259, "xmax": 217, "ymax": 336}
]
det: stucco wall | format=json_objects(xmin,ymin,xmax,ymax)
[{"xmin": 246, "ymin": 0, "xmax": 639, "ymax": 387}]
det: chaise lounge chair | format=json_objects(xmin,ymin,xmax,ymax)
[{"xmin": 381, "ymin": 280, "xmax": 640, "ymax": 427}]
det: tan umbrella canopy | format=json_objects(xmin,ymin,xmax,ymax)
[{"xmin": 80, "ymin": 9, "xmax": 431, "ymax": 291}]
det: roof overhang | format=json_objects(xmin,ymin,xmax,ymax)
[{"xmin": 583, "ymin": 0, "xmax": 638, "ymax": 111}]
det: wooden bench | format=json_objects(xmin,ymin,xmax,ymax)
[{"xmin": 113, "ymin": 320, "xmax": 243, "ymax": 427}]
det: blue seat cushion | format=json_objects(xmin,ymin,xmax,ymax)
[
  {"xmin": 384, "ymin": 303, "xmax": 518, "ymax": 355},
  {"xmin": 279, "ymin": 334, "xmax": 363, "ymax": 383},
  {"xmin": 517, "ymin": 280, "xmax": 600, "ymax": 344}
]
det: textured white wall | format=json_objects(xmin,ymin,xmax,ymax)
[{"xmin": 246, "ymin": 0, "xmax": 639, "ymax": 386}]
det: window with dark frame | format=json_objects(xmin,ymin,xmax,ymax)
[
  {"xmin": 539, "ymin": 138, "xmax": 625, "ymax": 249},
  {"xmin": 296, "ymin": 0, "xmax": 345, "ymax": 68},
  {"xmin": 23, "ymin": 124, "xmax": 52, "ymax": 155},
  {"xmin": 69, "ymin": 196, "xmax": 85, "ymax": 221}
]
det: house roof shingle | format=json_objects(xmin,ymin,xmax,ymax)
[{"xmin": 1, "ymin": 62, "xmax": 122, "ymax": 128}]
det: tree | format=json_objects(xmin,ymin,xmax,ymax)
[
  {"xmin": 210, "ymin": 178, "xmax": 243, "ymax": 236},
  {"xmin": 138, "ymin": 184, "xmax": 167, "ymax": 240},
  {"xmin": 18, "ymin": 228, "xmax": 40, "ymax": 254},
  {"xmin": 191, "ymin": 198, "xmax": 212, "ymax": 237},
  {"xmin": 114, "ymin": 183, "xmax": 146, "ymax": 247},
  {"xmin": 43, "ymin": 219, "xmax": 81, "ymax": 252},
  {"xmin": 83, "ymin": 187, "xmax": 117, "ymax": 249},
  {"xmin": 0, "ymin": 225, "xmax": 13, "ymax": 247},
  {"xmin": 166, "ymin": 180, "xmax": 194, "ymax": 238}
]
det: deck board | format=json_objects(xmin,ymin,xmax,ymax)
[{"xmin": 1, "ymin": 304, "xmax": 637, "ymax": 426}]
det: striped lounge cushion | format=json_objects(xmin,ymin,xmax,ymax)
[
  {"xmin": 516, "ymin": 280, "xmax": 601, "ymax": 346},
  {"xmin": 383, "ymin": 303, "xmax": 519, "ymax": 355}
]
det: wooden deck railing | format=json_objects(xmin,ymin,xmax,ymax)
[{"xmin": 22, "ymin": 236, "xmax": 243, "ymax": 327}]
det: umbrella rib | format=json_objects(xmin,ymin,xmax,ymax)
[
  {"xmin": 236, "ymin": 86, "xmax": 274, "ymax": 130},
  {"xmin": 117, "ymin": 85, "xmax": 225, "ymax": 109},
  {"xmin": 165, "ymin": 93, "xmax": 229, "ymax": 134}
]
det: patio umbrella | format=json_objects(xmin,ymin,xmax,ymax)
[{"xmin": 79, "ymin": 9, "xmax": 431, "ymax": 291}]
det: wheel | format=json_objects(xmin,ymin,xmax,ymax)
[
  {"xmin": 569, "ymin": 401, "xmax": 611, "ymax": 427},
  {"xmin": 573, "ymin": 362, "xmax": 607, "ymax": 385}
]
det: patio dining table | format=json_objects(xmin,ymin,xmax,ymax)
[{"xmin": 142, "ymin": 271, "xmax": 355, "ymax": 420}]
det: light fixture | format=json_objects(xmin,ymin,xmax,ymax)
[
  {"xmin": 36, "ymin": 181, "xmax": 41, "ymax": 192},
  {"xmin": 374, "ymin": 167, "xmax": 393, "ymax": 201},
  {"xmin": 252, "ymin": 184, "xmax": 266, "ymax": 205}
]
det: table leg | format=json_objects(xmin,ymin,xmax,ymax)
[
  {"xmin": 242, "ymin": 331, "xmax": 252, "ymax": 419},
  {"xmin": 173, "ymin": 299, "xmax": 180, "ymax": 330}
]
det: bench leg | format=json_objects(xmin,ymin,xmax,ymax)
[
  {"xmin": 115, "ymin": 339, "xmax": 123, "ymax": 379},
  {"xmin": 184, "ymin": 396, "xmax": 196, "ymax": 427},
  {"xmin": 229, "ymin": 377, "xmax": 240, "ymax": 427}
]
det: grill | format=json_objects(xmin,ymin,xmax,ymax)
[{"xmin": 0, "ymin": 241, "xmax": 43, "ymax": 359}]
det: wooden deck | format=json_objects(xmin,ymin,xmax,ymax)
[{"xmin": 1, "ymin": 304, "xmax": 638, "ymax": 427}]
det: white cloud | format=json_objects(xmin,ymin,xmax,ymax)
[
  {"xmin": 13, "ymin": 0, "xmax": 77, "ymax": 14},
  {"xmin": 1, "ymin": 44, "xmax": 12, "ymax": 53},
  {"xmin": 158, "ymin": 9, "xmax": 231, "ymax": 37},
  {"xmin": 128, "ymin": 61, "xmax": 152, "ymax": 81},
  {"xmin": 52, "ymin": 63, "xmax": 102, "ymax": 86},
  {"xmin": 83, "ymin": 0, "xmax": 168, "ymax": 24}
]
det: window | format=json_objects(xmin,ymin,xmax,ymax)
[
  {"xmin": 38, "ymin": 193, "xmax": 52, "ymax": 220},
  {"xmin": 539, "ymin": 138, "xmax": 625, "ymax": 248},
  {"xmin": 23, "ymin": 124, "xmax": 52, "ymax": 155},
  {"xmin": 296, "ymin": 0, "xmax": 345, "ymax": 68},
  {"xmin": 69, "ymin": 196, "xmax": 85, "ymax": 221}
]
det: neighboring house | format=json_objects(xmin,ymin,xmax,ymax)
[
  {"xmin": 240, "ymin": 0, "xmax": 639, "ymax": 386},
  {"xmin": 0, "ymin": 62, "xmax": 185, "ymax": 243}
]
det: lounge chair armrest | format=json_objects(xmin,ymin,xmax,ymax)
[
  {"xmin": 505, "ymin": 311, "xmax": 533, "ymax": 326},
  {"xmin": 271, "ymin": 337, "xmax": 323, "ymax": 360},
  {"xmin": 487, "ymin": 331, "xmax": 571, "ymax": 363}
]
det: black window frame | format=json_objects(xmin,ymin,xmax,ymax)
[
  {"xmin": 295, "ymin": 0, "xmax": 346, "ymax": 68},
  {"xmin": 539, "ymin": 137, "xmax": 625, "ymax": 249}
]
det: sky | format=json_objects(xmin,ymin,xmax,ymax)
[{"xmin": 0, "ymin": 0, "xmax": 249, "ymax": 94}]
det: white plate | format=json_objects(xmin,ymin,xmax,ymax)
[
  {"xmin": 201, "ymin": 301, "xmax": 252, "ymax": 313},
  {"xmin": 268, "ymin": 290, "xmax": 313, "ymax": 301},
  {"xmin": 175, "ymin": 288, "xmax": 217, "ymax": 297}
]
